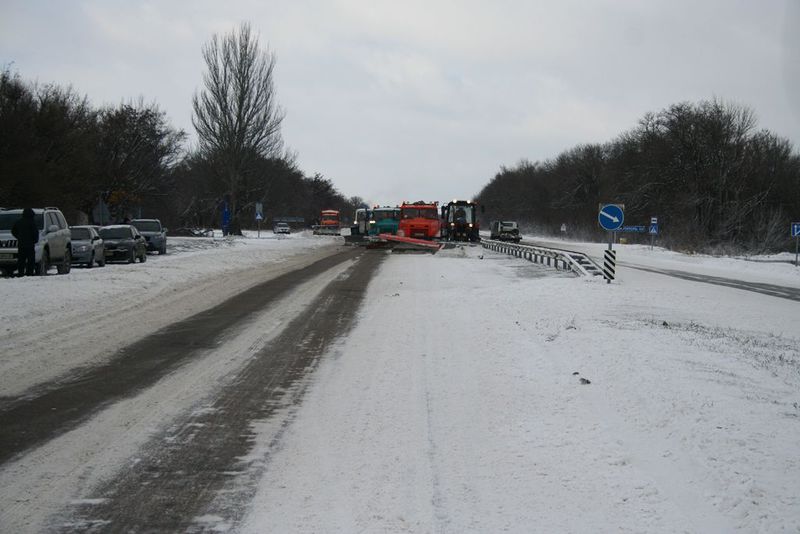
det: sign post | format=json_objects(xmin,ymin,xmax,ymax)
[
  {"xmin": 598, "ymin": 204, "xmax": 624, "ymax": 283},
  {"xmin": 649, "ymin": 217, "xmax": 658, "ymax": 250},
  {"xmin": 792, "ymin": 222, "xmax": 800, "ymax": 267},
  {"xmin": 255, "ymin": 202, "xmax": 264, "ymax": 238}
]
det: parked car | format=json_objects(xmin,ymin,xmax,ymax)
[
  {"xmin": 99, "ymin": 225, "xmax": 147, "ymax": 263},
  {"xmin": 273, "ymin": 222, "xmax": 291, "ymax": 234},
  {"xmin": 131, "ymin": 219, "xmax": 167, "ymax": 254},
  {"xmin": 0, "ymin": 207, "xmax": 72, "ymax": 276},
  {"xmin": 70, "ymin": 226, "xmax": 105, "ymax": 268}
]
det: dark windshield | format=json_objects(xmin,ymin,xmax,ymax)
[
  {"xmin": 0, "ymin": 212, "xmax": 44, "ymax": 231},
  {"xmin": 99, "ymin": 227, "xmax": 132, "ymax": 239},
  {"xmin": 132, "ymin": 220, "xmax": 161, "ymax": 232},
  {"xmin": 374, "ymin": 209, "xmax": 399, "ymax": 220},
  {"xmin": 402, "ymin": 208, "xmax": 438, "ymax": 219},
  {"xmin": 448, "ymin": 206, "xmax": 475, "ymax": 223},
  {"xmin": 71, "ymin": 228, "xmax": 92, "ymax": 240}
]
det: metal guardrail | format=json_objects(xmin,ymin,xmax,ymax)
[{"xmin": 480, "ymin": 239, "xmax": 603, "ymax": 277}]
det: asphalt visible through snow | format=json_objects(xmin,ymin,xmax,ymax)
[
  {"xmin": 54, "ymin": 248, "xmax": 384, "ymax": 532},
  {"xmin": 520, "ymin": 238, "xmax": 800, "ymax": 302},
  {"xmin": 0, "ymin": 247, "xmax": 361, "ymax": 466},
  {"xmin": 621, "ymin": 263, "xmax": 800, "ymax": 302}
]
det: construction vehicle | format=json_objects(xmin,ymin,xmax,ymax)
[
  {"xmin": 312, "ymin": 209, "xmax": 341, "ymax": 235},
  {"xmin": 397, "ymin": 201, "xmax": 441, "ymax": 240},
  {"xmin": 489, "ymin": 220, "xmax": 521, "ymax": 242},
  {"xmin": 350, "ymin": 208, "xmax": 371, "ymax": 236},
  {"xmin": 368, "ymin": 206, "xmax": 401, "ymax": 236},
  {"xmin": 440, "ymin": 200, "xmax": 481, "ymax": 242}
]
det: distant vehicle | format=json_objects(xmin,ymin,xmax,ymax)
[
  {"xmin": 99, "ymin": 225, "xmax": 147, "ymax": 263},
  {"xmin": 441, "ymin": 200, "xmax": 481, "ymax": 242},
  {"xmin": 273, "ymin": 222, "xmax": 291, "ymax": 234},
  {"xmin": 70, "ymin": 226, "xmax": 105, "ymax": 268},
  {"xmin": 368, "ymin": 206, "xmax": 401, "ymax": 236},
  {"xmin": 397, "ymin": 201, "xmax": 441, "ymax": 240},
  {"xmin": 313, "ymin": 210, "xmax": 341, "ymax": 235},
  {"xmin": 131, "ymin": 219, "xmax": 167, "ymax": 254},
  {"xmin": 0, "ymin": 207, "xmax": 72, "ymax": 276},
  {"xmin": 350, "ymin": 208, "xmax": 371, "ymax": 236},
  {"xmin": 490, "ymin": 220, "xmax": 521, "ymax": 242}
]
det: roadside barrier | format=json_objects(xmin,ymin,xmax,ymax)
[{"xmin": 480, "ymin": 239, "xmax": 604, "ymax": 277}]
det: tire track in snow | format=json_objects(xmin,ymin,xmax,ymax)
[
  {"xmin": 56, "ymin": 250, "xmax": 384, "ymax": 532},
  {"xmin": 0, "ymin": 248, "xmax": 358, "ymax": 466}
]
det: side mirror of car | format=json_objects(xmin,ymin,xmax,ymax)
[
  {"xmin": 92, "ymin": 236, "xmax": 100, "ymax": 242},
  {"xmin": 48, "ymin": 224, "xmax": 59, "ymax": 233},
  {"xmin": 163, "ymin": 228, "xmax": 168, "ymax": 233}
]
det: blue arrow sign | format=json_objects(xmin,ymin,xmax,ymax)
[
  {"xmin": 649, "ymin": 224, "xmax": 658, "ymax": 235},
  {"xmin": 598, "ymin": 204, "xmax": 624, "ymax": 231},
  {"xmin": 792, "ymin": 222, "xmax": 800, "ymax": 237}
]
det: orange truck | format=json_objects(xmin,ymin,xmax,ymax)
[
  {"xmin": 313, "ymin": 209, "xmax": 341, "ymax": 235},
  {"xmin": 397, "ymin": 201, "xmax": 441, "ymax": 240}
]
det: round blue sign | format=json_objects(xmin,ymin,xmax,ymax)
[{"xmin": 598, "ymin": 204, "xmax": 624, "ymax": 231}]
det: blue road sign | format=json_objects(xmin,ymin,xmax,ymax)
[
  {"xmin": 792, "ymin": 222, "xmax": 800, "ymax": 237},
  {"xmin": 649, "ymin": 224, "xmax": 659, "ymax": 235},
  {"xmin": 598, "ymin": 204, "xmax": 624, "ymax": 231}
]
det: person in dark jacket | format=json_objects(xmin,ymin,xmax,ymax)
[{"xmin": 11, "ymin": 208, "xmax": 39, "ymax": 276}]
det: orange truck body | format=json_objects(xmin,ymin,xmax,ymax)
[
  {"xmin": 314, "ymin": 209, "xmax": 341, "ymax": 235},
  {"xmin": 397, "ymin": 201, "xmax": 441, "ymax": 240}
]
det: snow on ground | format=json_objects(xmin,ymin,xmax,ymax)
[
  {"xmin": 0, "ymin": 231, "xmax": 342, "ymax": 396},
  {"xmin": 241, "ymin": 245, "xmax": 800, "ymax": 533},
  {"xmin": 521, "ymin": 233, "xmax": 800, "ymax": 289}
]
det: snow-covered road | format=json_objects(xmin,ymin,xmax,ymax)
[
  {"xmin": 241, "ymin": 245, "xmax": 800, "ymax": 533},
  {"xmin": 1, "ymin": 235, "xmax": 799, "ymax": 532}
]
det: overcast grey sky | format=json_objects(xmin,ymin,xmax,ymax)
[{"xmin": 1, "ymin": 0, "xmax": 798, "ymax": 205}]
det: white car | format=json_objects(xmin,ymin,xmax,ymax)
[{"xmin": 273, "ymin": 222, "xmax": 291, "ymax": 234}]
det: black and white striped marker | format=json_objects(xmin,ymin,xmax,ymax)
[{"xmin": 603, "ymin": 249, "xmax": 616, "ymax": 283}]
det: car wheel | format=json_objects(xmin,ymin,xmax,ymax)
[
  {"xmin": 140, "ymin": 250, "xmax": 147, "ymax": 263},
  {"xmin": 99, "ymin": 255, "xmax": 106, "ymax": 267},
  {"xmin": 37, "ymin": 249, "xmax": 49, "ymax": 276},
  {"xmin": 57, "ymin": 249, "xmax": 71, "ymax": 274},
  {"xmin": 128, "ymin": 248, "xmax": 136, "ymax": 264},
  {"xmin": 87, "ymin": 252, "xmax": 94, "ymax": 268},
  {"xmin": 160, "ymin": 245, "xmax": 167, "ymax": 255}
]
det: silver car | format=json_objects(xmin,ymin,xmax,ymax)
[
  {"xmin": 70, "ymin": 226, "xmax": 105, "ymax": 268},
  {"xmin": 0, "ymin": 207, "xmax": 72, "ymax": 276}
]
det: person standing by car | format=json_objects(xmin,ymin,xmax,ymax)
[{"xmin": 11, "ymin": 207, "xmax": 39, "ymax": 276}]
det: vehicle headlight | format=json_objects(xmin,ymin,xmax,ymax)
[
  {"xmin": 468, "ymin": 223, "xmax": 474, "ymax": 228},
  {"xmin": 369, "ymin": 220, "xmax": 376, "ymax": 224},
  {"xmin": 450, "ymin": 223, "xmax": 455, "ymax": 227},
  {"xmin": 74, "ymin": 245, "xmax": 89, "ymax": 252}
]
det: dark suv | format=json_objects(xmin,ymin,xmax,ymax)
[
  {"xmin": 0, "ymin": 207, "xmax": 72, "ymax": 276},
  {"xmin": 131, "ymin": 219, "xmax": 167, "ymax": 254}
]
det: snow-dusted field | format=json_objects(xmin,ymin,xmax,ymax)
[
  {"xmin": 240, "ymin": 245, "xmax": 800, "ymax": 532},
  {"xmin": 2, "ymin": 234, "xmax": 799, "ymax": 532}
]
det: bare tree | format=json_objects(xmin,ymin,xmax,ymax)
[{"xmin": 192, "ymin": 23, "xmax": 284, "ymax": 229}]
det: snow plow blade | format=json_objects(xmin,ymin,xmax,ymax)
[{"xmin": 373, "ymin": 233, "xmax": 443, "ymax": 253}]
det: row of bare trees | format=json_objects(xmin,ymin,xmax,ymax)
[
  {"xmin": 476, "ymin": 100, "xmax": 800, "ymax": 252},
  {"xmin": 1, "ymin": 23, "xmax": 357, "ymax": 231}
]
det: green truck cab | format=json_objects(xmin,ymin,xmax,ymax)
[{"xmin": 368, "ymin": 206, "xmax": 401, "ymax": 236}]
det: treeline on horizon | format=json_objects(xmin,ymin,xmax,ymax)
[
  {"xmin": 476, "ymin": 99, "xmax": 800, "ymax": 253},
  {"xmin": 0, "ymin": 67, "xmax": 361, "ymax": 231}
]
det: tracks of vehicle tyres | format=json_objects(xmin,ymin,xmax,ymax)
[
  {"xmin": 623, "ymin": 264, "xmax": 800, "ymax": 302},
  {"xmin": 0, "ymin": 247, "xmax": 362, "ymax": 466},
  {"xmin": 56, "ymin": 249, "xmax": 384, "ymax": 532}
]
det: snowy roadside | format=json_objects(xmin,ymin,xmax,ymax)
[
  {"xmin": 520, "ymin": 234, "xmax": 800, "ymax": 289},
  {"xmin": 0, "ymin": 232, "xmax": 344, "ymax": 396},
  {"xmin": 239, "ymin": 245, "xmax": 800, "ymax": 532}
]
